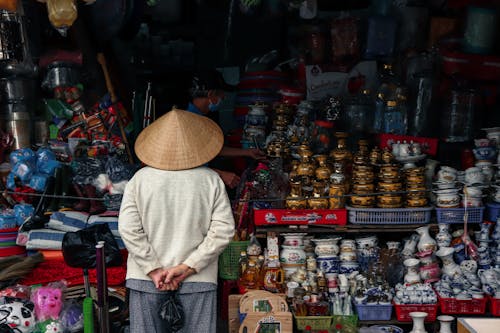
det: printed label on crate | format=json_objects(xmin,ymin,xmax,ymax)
[{"xmin": 254, "ymin": 209, "xmax": 347, "ymax": 225}]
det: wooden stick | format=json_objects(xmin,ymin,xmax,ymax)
[{"xmin": 96, "ymin": 53, "xmax": 134, "ymax": 164}]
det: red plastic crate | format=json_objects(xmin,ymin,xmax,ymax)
[
  {"xmin": 490, "ymin": 297, "xmax": 500, "ymax": 317},
  {"xmin": 438, "ymin": 296, "xmax": 487, "ymax": 315},
  {"xmin": 253, "ymin": 209, "xmax": 347, "ymax": 226},
  {"xmin": 393, "ymin": 302, "xmax": 438, "ymax": 322}
]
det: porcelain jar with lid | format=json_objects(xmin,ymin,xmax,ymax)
[{"xmin": 246, "ymin": 102, "xmax": 268, "ymax": 126}]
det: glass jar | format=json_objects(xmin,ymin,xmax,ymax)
[
  {"xmin": 441, "ymin": 89, "xmax": 479, "ymax": 142},
  {"xmin": 407, "ymin": 71, "xmax": 435, "ymax": 136},
  {"xmin": 343, "ymin": 89, "xmax": 374, "ymax": 134}
]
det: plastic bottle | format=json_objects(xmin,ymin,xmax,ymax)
[
  {"xmin": 240, "ymin": 261, "xmax": 261, "ymax": 290},
  {"xmin": 46, "ymin": 0, "xmax": 77, "ymax": 29}
]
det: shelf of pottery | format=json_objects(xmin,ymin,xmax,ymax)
[
  {"xmin": 224, "ymin": 106, "xmax": 500, "ymax": 331},
  {"xmin": 226, "ymin": 222, "xmax": 500, "ymax": 333}
]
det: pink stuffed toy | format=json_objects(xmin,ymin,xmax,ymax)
[{"xmin": 31, "ymin": 286, "xmax": 63, "ymax": 321}]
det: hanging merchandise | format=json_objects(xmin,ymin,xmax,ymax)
[
  {"xmin": 342, "ymin": 89, "xmax": 373, "ymax": 135},
  {"xmin": 0, "ymin": 0, "xmax": 17, "ymax": 11},
  {"xmin": 463, "ymin": 5, "xmax": 498, "ymax": 55},
  {"xmin": 330, "ymin": 16, "xmax": 360, "ymax": 68},
  {"xmin": 441, "ymin": 88, "xmax": 480, "ymax": 143},
  {"xmin": 46, "ymin": 0, "xmax": 78, "ymax": 34},
  {"xmin": 0, "ymin": 10, "xmax": 23, "ymax": 63},
  {"xmin": 407, "ymin": 71, "xmax": 435, "ymax": 137},
  {"xmin": 364, "ymin": 13, "xmax": 397, "ymax": 59}
]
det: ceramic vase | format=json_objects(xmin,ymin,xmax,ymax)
[
  {"xmin": 416, "ymin": 225, "xmax": 437, "ymax": 252},
  {"xmin": 436, "ymin": 247, "xmax": 462, "ymax": 278},
  {"xmin": 404, "ymin": 258, "xmax": 421, "ymax": 284},
  {"xmin": 437, "ymin": 315, "xmax": 454, "ymax": 333},
  {"xmin": 409, "ymin": 312, "xmax": 428, "ymax": 333},
  {"xmin": 280, "ymin": 245, "xmax": 306, "ymax": 265},
  {"xmin": 435, "ymin": 224, "xmax": 452, "ymax": 248},
  {"xmin": 282, "ymin": 233, "xmax": 307, "ymax": 247}
]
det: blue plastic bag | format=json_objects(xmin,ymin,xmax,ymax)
[
  {"xmin": 0, "ymin": 209, "xmax": 17, "ymax": 229},
  {"xmin": 12, "ymin": 162, "xmax": 34, "ymax": 184},
  {"xmin": 29, "ymin": 174, "xmax": 49, "ymax": 192},
  {"xmin": 9, "ymin": 148, "xmax": 36, "ymax": 168},
  {"xmin": 14, "ymin": 204, "xmax": 35, "ymax": 226}
]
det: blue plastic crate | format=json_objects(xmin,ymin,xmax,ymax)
[
  {"xmin": 486, "ymin": 202, "xmax": 500, "ymax": 222},
  {"xmin": 436, "ymin": 207, "xmax": 485, "ymax": 224},
  {"xmin": 347, "ymin": 206, "xmax": 432, "ymax": 224},
  {"xmin": 355, "ymin": 303, "xmax": 393, "ymax": 321}
]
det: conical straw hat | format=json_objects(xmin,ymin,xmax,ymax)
[{"xmin": 135, "ymin": 108, "xmax": 224, "ymax": 170}]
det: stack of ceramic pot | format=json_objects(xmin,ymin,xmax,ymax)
[
  {"xmin": 338, "ymin": 238, "xmax": 360, "ymax": 274},
  {"xmin": 377, "ymin": 164, "xmax": 403, "ymax": 208},
  {"xmin": 476, "ymin": 222, "xmax": 493, "ymax": 269},
  {"xmin": 492, "ymin": 223, "xmax": 500, "ymax": 268},
  {"xmin": 404, "ymin": 167, "xmax": 428, "ymax": 207},
  {"xmin": 280, "ymin": 233, "xmax": 307, "ymax": 278},
  {"xmin": 313, "ymin": 237, "xmax": 341, "ymax": 275},
  {"xmin": 433, "ymin": 166, "xmax": 460, "ymax": 208},
  {"xmin": 350, "ymin": 162, "xmax": 376, "ymax": 208}
]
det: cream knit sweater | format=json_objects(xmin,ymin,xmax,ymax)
[{"xmin": 118, "ymin": 166, "xmax": 235, "ymax": 284}]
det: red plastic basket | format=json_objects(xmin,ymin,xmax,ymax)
[
  {"xmin": 490, "ymin": 296, "xmax": 500, "ymax": 317},
  {"xmin": 393, "ymin": 303, "xmax": 438, "ymax": 322},
  {"xmin": 438, "ymin": 296, "xmax": 487, "ymax": 315}
]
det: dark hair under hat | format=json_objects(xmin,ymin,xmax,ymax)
[{"xmin": 190, "ymin": 69, "xmax": 235, "ymax": 98}]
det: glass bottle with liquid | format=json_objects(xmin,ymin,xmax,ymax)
[{"xmin": 240, "ymin": 261, "xmax": 261, "ymax": 290}]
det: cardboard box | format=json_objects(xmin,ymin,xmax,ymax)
[{"xmin": 239, "ymin": 312, "xmax": 293, "ymax": 333}]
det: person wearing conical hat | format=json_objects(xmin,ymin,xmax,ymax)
[
  {"xmin": 119, "ymin": 109, "xmax": 235, "ymax": 332},
  {"xmin": 187, "ymin": 69, "xmax": 266, "ymax": 188}
]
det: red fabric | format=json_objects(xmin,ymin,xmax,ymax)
[{"xmin": 21, "ymin": 251, "xmax": 128, "ymax": 287}]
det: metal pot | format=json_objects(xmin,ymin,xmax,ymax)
[
  {"xmin": 0, "ymin": 111, "xmax": 31, "ymax": 149},
  {"xmin": 42, "ymin": 61, "xmax": 81, "ymax": 90},
  {"xmin": 0, "ymin": 77, "xmax": 37, "ymax": 102}
]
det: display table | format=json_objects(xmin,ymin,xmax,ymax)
[{"xmin": 457, "ymin": 318, "xmax": 500, "ymax": 333}]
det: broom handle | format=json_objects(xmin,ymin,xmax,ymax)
[{"xmin": 97, "ymin": 53, "xmax": 134, "ymax": 164}]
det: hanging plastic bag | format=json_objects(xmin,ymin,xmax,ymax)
[
  {"xmin": 159, "ymin": 291, "xmax": 184, "ymax": 332},
  {"xmin": 46, "ymin": 0, "xmax": 77, "ymax": 34}
]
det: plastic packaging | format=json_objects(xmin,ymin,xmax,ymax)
[
  {"xmin": 29, "ymin": 173, "xmax": 49, "ymax": 191},
  {"xmin": 13, "ymin": 203, "xmax": 34, "ymax": 226},
  {"xmin": 46, "ymin": 0, "xmax": 77, "ymax": 29},
  {"xmin": 31, "ymin": 282, "xmax": 66, "ymax": 321}
]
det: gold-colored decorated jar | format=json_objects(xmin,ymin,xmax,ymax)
[
  {"xmin": 315, "ymin": 155, "xmax": 332, "ymax": 180},
  {"xmin": 378, "ymin": 165, "xmax": 401, "ymax": 180},
  {"xmin": 381, "ymin": 148, "xmax": 394, "ymax": 164},
  {"xmin": 328, "ymin": 183, "xmax": 345, "ymax": 209},
  {"xmin": 308, "ymin": 180, "xmax": 329, "ymax": 209},
  {"xmin": 352, "ymin": 182, "xmax": 375, "ymax": 194},
  {"xmin": 377, "ymin": 194, "xmax": 403, "ymax": 208},
  {"xmin": 297, "ymin": 150, "xmax": 316, "ymax": 178},
  {"xmin": 330, "ymin": 132, "xmax": 352, "ymax": 162},
  {"xmin": 369, "ymin": 147, "xmax": 382, "ymax": 165},
  {"xmin": 406, "ymin": 196, "xmax": 428, "ymax": 207},
  {"xmin": 404, "ymin": 167, "xmax": 425, "ymax": 176},
  {"xmin": 350, "ymin": 195, "xmax": 375, "ymax": 208},
  {"xmin": 286, "ymin": 181, "xmax": 307, "ymax": 210},
  {"xmin": 406, "ymin": 174, "xmax": 425, "ymax": 185},
  {"xmin": 378, "ymin": 181, "xmax": 403, "ymax": 193}
]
